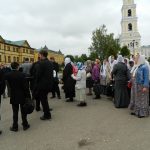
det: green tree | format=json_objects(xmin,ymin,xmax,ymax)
[
  {"xmin": 89, "ymin": 25, "xmax": 120, "ymax": 60},
  {"xmin": 120, "ymin": 46, "xmax": 130, "ymax": 57},
  {"xmin": 88, "ymin": 52, "xmax": 99, "ymax": 61},
  {"xmin": 80, "ymin": 54, "xmax": 88, "ymax": 62}
]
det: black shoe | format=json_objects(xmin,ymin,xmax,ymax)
[
  {"xmin": 66, "ymin": 98, "xmax": 73, "ymax": 102},
  {"xmin": 130, "ymin": 112, "xmax": 135, "ymax": 115},
  {"xmin": 0, "ymin": 130, "xmax": 2, "ymax": 135},
  {"xmin": 23, "ymin": 124, "xmax": 30, "ymax": 131},
  {"xmin": 36, "ymin": 107, "xmax": 41, "ymax": 112},
  {"xmin": 58, "ymin": 96, "xmax": 61, "ymax": 99},
  {"xmin": 10, "ymin": 126, "xmax": 18, "ymax": 132},
  {"xmin": 138, "ymin": 115, "xmax": 145, "ymax": 118},
  {"xmin": 77, "ymin": 102, "xmax": 87, "ymax": 107},
  {"xmin": 93, "ymin": 96, "xmax": 101, "ymax": 99},
  {"xmin": 40, "ymin": 115, "xmax": 51, "ymax": 120},
  {"xmin": 50, "ymin": 96, "xmax": 56, "ymax": 99},
  {"xmin": 49, "ymin": 108, "xmax": 53, "ymax": 111}
]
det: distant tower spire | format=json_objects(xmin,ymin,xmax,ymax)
[{"xmin": 120, "ymin": 0, "xmax": 141, "ymax": 54}]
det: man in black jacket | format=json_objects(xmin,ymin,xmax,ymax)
[
  {"xmin": 0, "ymin": 65, "xmax": 6, "ymax": 134},
  {"xmin": 5, "ymin": 62, "xmax": 31, "ymax": 132},
  {"xmin": 50, "ymin": 57, "xmax": 61, "ymax": 99},
  {"xmin": 34, "ymin": 50, "xmax": 53, "ymax": 120}
]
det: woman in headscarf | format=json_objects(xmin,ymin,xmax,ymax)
[
  {"xmin": 62, "ymin": 57, "xmax": 76, "ymax": 102},
  {"xmin": 72, "ymin": 62, "xmax": 87, "ymax": 107},
  {"xmin": 92, "ymin": 59, "xmax": 101, "ymax": 99},
  {"xmin": 85, "ymin": 60, "xmax": 93, "ymax": 95},
  {"xmin": 131, "ymin": 55, "xmax": 149, "ymax": 118},
  {"xmin": 100, "ymin": 59, "xmax": 109, "ymax": 95},
  {"xmin": 112, "ymin": 55, "xmax": 130, "ymax": 108},
  {"xmin": 128, "ymin": 54, "xmax": 139, "ymax": 113}
]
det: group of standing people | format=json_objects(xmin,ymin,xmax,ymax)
[
  {"xmin": 64, "ymin": 53, "xmax": 150, "ymax": 119},
  {"xmin": 0, "ymin": 50, "xmax": 61, "ymax": 134},
  {"xmin": 0, "ymin": 51, "xmax": 150, "ymax": 135}
]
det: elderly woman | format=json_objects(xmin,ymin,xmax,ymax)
[
  {"xmin": 92, "ymin": 59, "xmax": 101, "ymax": 99},
  {"xmin": 72, "ymin": 62, "xmax": 87, "ymax": 107},
  {"xmin": 86, "ymin": 60, "xmax": 93, "ymax": 95},
  {"xmin": 112, "ymin": 55, "xmax": 130, "ymax": 108},
  {"xmin": 63, "ymin": 57, "xmax": 76, "ymax": 102},
  {"xmin": 128, "ymin": 54, "xmax": 139, "ymax": 113},
  {"xmin": 132, "ymin": 55, "xmax": 150, "ymax": 118}
]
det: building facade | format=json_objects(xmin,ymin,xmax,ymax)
[
  {"xmin": 0, "ymin": 35, "xmax": 34, "ymax": 65},
  {"xmin": 120, "ymin": 0, "xmax": 141, "ymax": 54},
  {"xmin": 34, "ymin": 45, "xmax": 64, "ymax": 65},
  {"xmin": 0, "ymin": 36, "xmax": 64, "ymax": 65},
  {"xmin": 141, "ymin": 46, "xmax": 150, "ymax": 58}
]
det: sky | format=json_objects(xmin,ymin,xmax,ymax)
[{"xmin": 0, "ymin": 0, "xmax": 149, "ymax": 56}]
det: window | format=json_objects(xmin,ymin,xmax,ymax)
[
  {"xmin": 128, "ymin": 23, "xmax": 132, "ymax": 31},
  {"xmin": 30, "ymin": 58, "xmax": 34, "ymax": 62},
  {"xmin": 23, "ymin": 49, "xmax": 25, "ymax": 53},
  {"xmin": 8, "ymin": 56, "xmax": 11, "ymax": 63},
  {"xmin": 0, "ymin": 44, "xmax": 1, "ymax": 50},
  {"xmin": 17, "ymin": 57, "xmax": 19, "ymax": 62},
  {"xmin": 0, "ymin": 55, "xmax": 1, "ymax": 62},
  {"xmin": 16, "ymin": 48, "xmax": 19, "ymax": 52},
  {"xmin": 13, "ymin": 47, "xmax": 16, "ymax": 52},
  {"xmin": 13, "ymin": 57, "xmax": 16, "ymax": 62},
  {"xmin": 128, "ymin": 9, "xmax": 132, "ymax": 17},
  {"xmin": 7, "ymin": 46, "xmax": 10, "ymax": 51}
]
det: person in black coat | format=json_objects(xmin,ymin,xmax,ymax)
[
  {"xmin": 34, "ymin": 50, "xmax": 53, "ymax": 120},
  {"xmin": 0, "ymin": 66, "xmax": 6, "ymax": 134},
  {"xmin": 30, "ymin": 60, "xmax": 41, "ymax": 111},
  {"xmin": 5, "ymin": 62, "xmax": 31, "ymax": 132},
  {"xmin": 62, "ymin": 57, "xmax": 76, "ymax": 102},
  {"xmin": 50, "ymin": 57, "xmax": 61, "ymax": 99}
]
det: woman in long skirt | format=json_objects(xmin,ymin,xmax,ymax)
[{"xmin": 132, "ymin": 55, "xmax": 150, "ymax": 118}]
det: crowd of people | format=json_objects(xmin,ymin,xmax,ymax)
[{"xmin": 0, "ymin": 50, "xmax": 150, "ymax": 135}]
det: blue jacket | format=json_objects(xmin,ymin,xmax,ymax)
[{"xmin": 136, "ymin": 64, "xmax": 149, "ymax": 87}]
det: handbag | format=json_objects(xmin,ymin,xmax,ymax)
[
  {"xmin": 23, "ymin": 98, "xmax": 35, "ymax": 114},
  {"xmin": 86, "ymin": 72, "xmax": 92, "ymax": 78}
]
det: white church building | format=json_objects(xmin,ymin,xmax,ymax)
[{"xmin": 120, "ymin": 0, "xmax": 150, "ymax": 57}]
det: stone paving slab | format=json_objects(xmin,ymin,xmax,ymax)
[{"xmin": 0, "ymin": 93, "xmax": 150, "ymax": 150}]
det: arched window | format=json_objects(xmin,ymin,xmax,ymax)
[
  {"xmin": 13, "ymin": 57, "xmax": 16, "ymax": 62},
  {"xmin": 128, "ymin": 9, "xmax": 132, "ymax": 17},
  {"xmin": 128, "ymin": 23, "xmax": 132, "ymax": 31}
]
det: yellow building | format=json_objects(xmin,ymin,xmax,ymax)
[
  {"xmin": 0, "ymin": 36, "xmax": 64, "ymax": 65},
  {"xmin": 34, "ymin": 45, "xmax": 64, "ymax": 65},
  {"xmin": 0, "ymin": 35, "xmax": 34, "ymax": 65}
]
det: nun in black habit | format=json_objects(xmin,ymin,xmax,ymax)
[
  {"xmin": 111, "ymin": 55, "xmax": 130, "ymax": 108},
  {"xmin": 62, "ymin": 57, "xmax": 76, "ymax": 102}
]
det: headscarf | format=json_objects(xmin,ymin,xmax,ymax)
[
  {"xmin": 77, "ymin": 62, "xmax": 84, "ymax": 70},
  {"xmin": 131, "ymin": 55, "xmax": 146, "ymax": 77},
  {"xmin": 137, "ymin": 55, "xmax": 145, "ymax": 66},
  {"xmin": 145, "ymin": 60, "xmax": 150, "ymax": 80},
  {"xmin": 65, "ymin": 57, "xmax": 71, "ymax": 66},
  {"xmin": 117, "ymin": 55, "xmax": 124, "ymax": 63}
]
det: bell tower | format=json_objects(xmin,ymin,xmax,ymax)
[{"xmin": 120, "ymin": 0, "xmax": 141, "ymax": 54}]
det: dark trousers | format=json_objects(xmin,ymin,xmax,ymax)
[
  {"xmin": 52, "ymin": 82, "xmax": 60, "ymax": 97},
  {"xmin": 37, "ymin": 90, "xmax": 51, "ymax": 117},
  {"xmin": 12, "ymin": 104, "xmax": 28, "ymax": 128}
]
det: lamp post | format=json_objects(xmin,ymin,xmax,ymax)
[{"xmin": 130, "ymin": 40, "xmax": 135, "ymax": 55}]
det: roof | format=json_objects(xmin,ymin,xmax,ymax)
[
  {"xmin": 5, "ymin": 40, "xmax": 31, "ymax": 48},
  {"xmin": 39, "ymin": 45, "xmax": 63, "ymax": 55}
]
